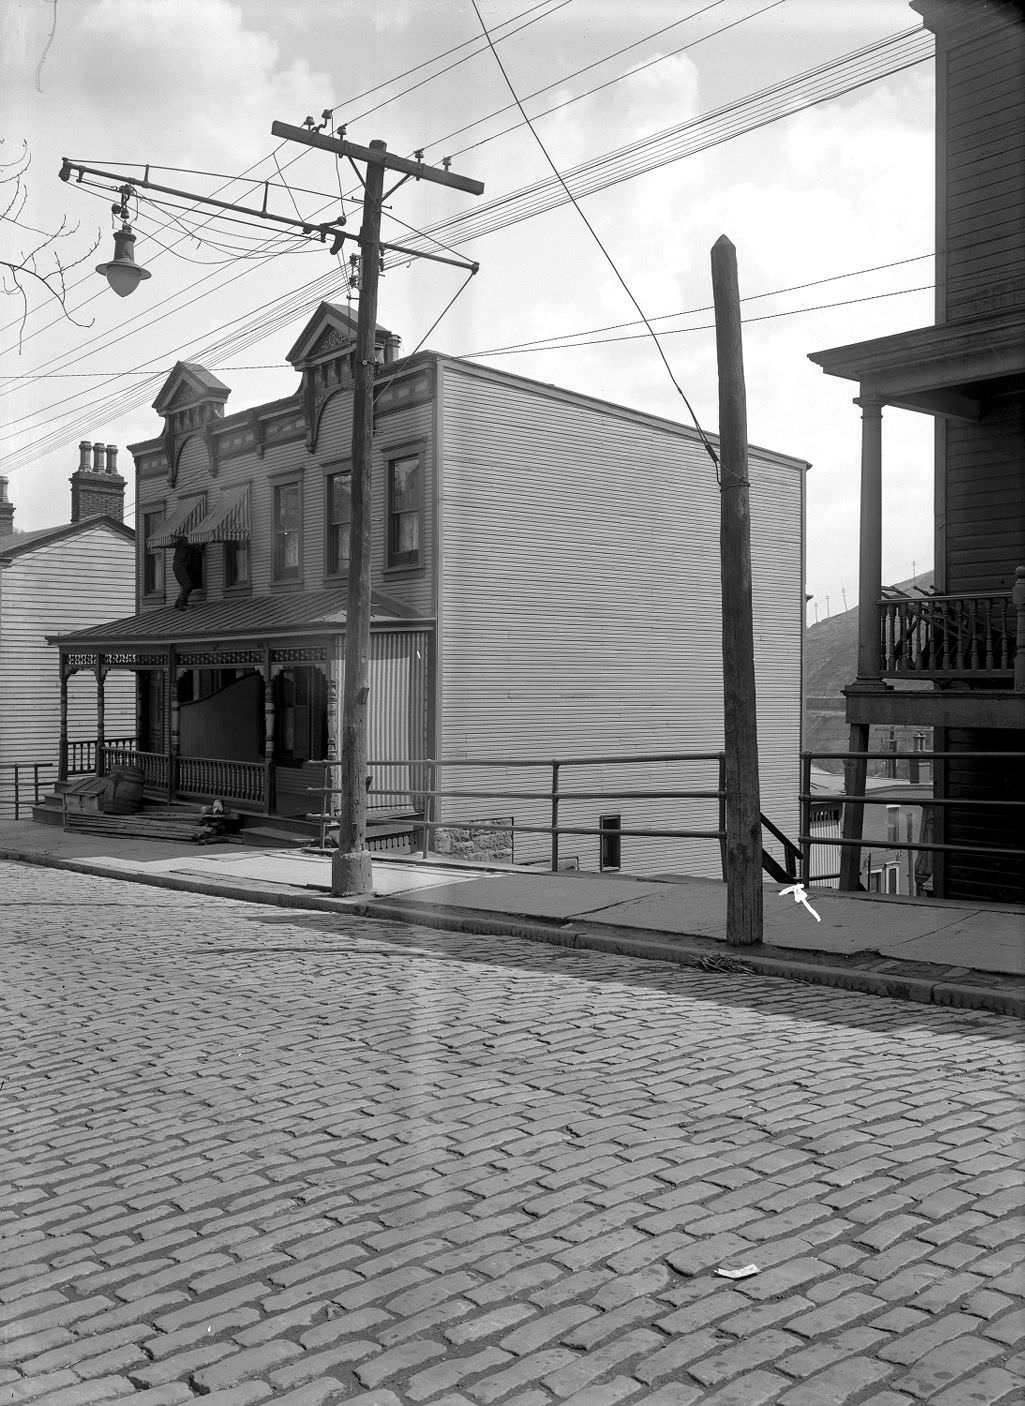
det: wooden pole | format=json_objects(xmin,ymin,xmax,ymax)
[
  {"xmin": 270, "ymin": 127, "xmax": 482, "ymax": 898},
  {"xmin": 332, "ymin": 141, "xmax": 386, "ymax": 898},
  {"xmin": 711, "ymin": 235, "xmax": 762, "ymax": 946}
]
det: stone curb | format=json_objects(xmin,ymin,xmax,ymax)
[
  {"xmin": 3, "ymin": 847, "xmax": 1022, "ymax": 1019},
  {"xmin": 362, "ymin": 900, "xmax": 1025, "ymax": 1019}
]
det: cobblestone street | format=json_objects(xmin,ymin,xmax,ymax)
[{"xmin": 2, "ymin": 856, "xmax": 1023, "ymax": 1406}]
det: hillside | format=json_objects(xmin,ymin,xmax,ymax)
[{"xmin": 804, "ymin": 573, "xmax": 934, "ymax": 772}]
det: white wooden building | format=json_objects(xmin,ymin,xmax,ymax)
[
  {"xmin": 0, "ymin": 454, "xmax": 135, "ymax": 813},
  {"xmin": 52, "ymin": 304, "xmax": 807, "ymax": 876}
]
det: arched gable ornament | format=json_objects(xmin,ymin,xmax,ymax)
[{"xmin": 302, "ymin": 355, "xmax": 354, "ymax": 452}]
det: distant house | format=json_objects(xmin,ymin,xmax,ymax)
[
  {"xmin": 0, "ymin": 448, "xmax": 135, "ymax": 813},
  {"xmin": 807, "ymin": 0, "xmax": 1025, "ymax": 903},
  {"xmin": 50, "ymin": 302, "xmax": 808, "ymax": 876},
  {"xmin": 807, "ymin": 768, "xmax": 933, "ymax": 896}
]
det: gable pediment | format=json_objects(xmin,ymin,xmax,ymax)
[
  {"xmin": 286, "ymin": 301, "xmax": 392, "ymax": 369},
  {"xmin": 153, "ymin": 361, "xmax": 231, "ymax": 418}
]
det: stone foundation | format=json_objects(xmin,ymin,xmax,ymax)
[{"xmin": 432, "ymin": 817, "xmax": 513, "ymax": 863}]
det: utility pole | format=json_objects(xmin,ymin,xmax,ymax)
[
  {"xmin": 711, "ymin": 234, "xmax": 762, "ymax": 946},
  {"xmin": 271, "ymin": 124, "xmax": 483, "ymax": 895}
]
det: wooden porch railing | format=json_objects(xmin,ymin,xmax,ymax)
[
  {"xmin": 879, "ymin": 589, "xmax": 1020, "ymax": 679},
  {"xmin": 177, "ymin": 756, "xmax": 265, "ymax": 805},
  {"xmin": 101, "ymin": 745, "xmax": 264, "ymax": 807}
]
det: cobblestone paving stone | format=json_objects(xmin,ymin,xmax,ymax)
[{"xmin": 1, "ymin": 856, "xmax": 1023, "ymax": 1406}]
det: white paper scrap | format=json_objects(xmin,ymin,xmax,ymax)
[{"xmin": 715, "ymin": 1263, "xmax": 759, "ymax": 1279}]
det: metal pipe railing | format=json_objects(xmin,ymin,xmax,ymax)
[
  {"xmin": 801, "ymin": 748, "xmax": 1025, "ymax": 893},
  {"xmin": 310, "ymin": 751, "xmax": 727, "ymax": 873}
]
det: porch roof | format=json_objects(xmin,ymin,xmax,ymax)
[
  {"xmin": 48, "ymin": 588, "xmax": 427, "ymax": 650},
  {"xmin": 807, "ymin": 308, "xmax": 1025, "ymax": 418}
]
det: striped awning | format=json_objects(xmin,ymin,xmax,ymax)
[
  {"xmin": 149, "ymin": 496, "xmax": 208, "ymax": 549},
  {"xmin": 190, "ymin": 484, "xmax": 250, "ymax": 544}
]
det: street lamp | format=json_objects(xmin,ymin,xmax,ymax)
[
  {"xmin": 93, "ymin": 181, "xmax": 150, "ymax": 297},
  {"xmin": 95, "ymin": 223, "xmax": 150, "ymax": 297}
]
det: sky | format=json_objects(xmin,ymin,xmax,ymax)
[{"xmin": 1, "ymin": 0, "xmax": 937, "ymax": 622}]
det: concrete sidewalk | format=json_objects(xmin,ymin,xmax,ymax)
[{"xmin": 1, "ymin": 817, "xmax": 1022, "ymax": 1016}]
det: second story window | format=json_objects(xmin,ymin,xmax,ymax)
[
  {"xmin": 387, "ymin": 452, "xmax": 422, "ymax": 569},
  {"xmin": 224, "ymin": 540, "xmax": 249, "ymax": 589},
  {"xmin": 143, "ymin": 510, "xmax": 164, "ymax": 596},
  {"xmin": 326, "ymin": 470, "xmax": 352, "ymax": 576},
  {"xmin": 273, "ymin": 481, "xmax": 302, "ymax": 581}
]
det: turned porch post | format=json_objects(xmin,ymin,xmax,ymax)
[
  {"xmin": 168, "ymin": 646, "xmax": 179, "ymax": 802},
  {"xmin": 854, "ymin": 394, "xmax": 884, "ymax": 683},
  {"xmin": 95, "ymin": 655, "xmax": 106, "ymax": 777},
  {"xmin": 1014, "ymin": 565, "xmax": 1025, "ymax": 692},
  {"xmin": 264, "ymin": 648, "xmax": 276, "ymax": 814},
  {"xmin": 58, "ymin": 662, "xmax": 71, "ymax": 783}
]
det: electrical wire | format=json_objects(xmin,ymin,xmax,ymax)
[
  {"xmin": 467, "ymin": 282, "xmax": 937, "ymax": 356},
  {"xmin": 0, "ymin": 0, "xmax": 568, "ymax": 347},
  {"xmin": 0, "ymin": 262, "xmax": 937, "ymax": 377},
  {"xmin": 335, "ymin": 0, "xmax": 575, "ymax": 130},
  {"xmin": 438, "ymin": 0, "xmax": 787, "ymax": 163},
  {"xmin": 462, "ymin": 253, "xmax": 936, "ymax": 356},
  {"xmin": 3, "ymin": 25, "xmax": 935, "ymax": 472},
  {"xmin": 9, "ymin": 21, "xmax": 930, "ymax": 394},
  {"xmin": 469, "ymin": 0, "xmax": 721, "ymax": 476}
]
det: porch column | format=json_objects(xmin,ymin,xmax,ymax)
[
  {"xmin": 168, "ymin": 646, "xmax": 179, "ymax": 802},
  {"xmin": 854, "ymin": 393, "xmax": 884, "ymax": 683},
  {"xmin": 264, "ymin": 649, "xmax": 276, "ymax": 814},
  {"xmin": 839, "ymin": 722, "xmax": 870, "ymax": 892},
  {"xmin": 58, "ymin": 662, "xmax": 71, "ymax": 783},
  {"xmin": 95, "ymin": 655, "xmax": 106, "ymax": 777}
]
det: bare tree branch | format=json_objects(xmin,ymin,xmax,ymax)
[{"xmin": 1, "ymin": 138, "xmax": 98, "ymax": 351}]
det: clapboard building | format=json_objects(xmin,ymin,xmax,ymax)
[
  {"xmin": 0, "ymin": 450, "xmax": 135, "ymax": 813},
  {"xmin": 51, "ymin": 302, "xmax": 807, "ymax": 876},
  {"xmin": 808, "ymin": 0, "xmax": 1025, "ymax": 902}
]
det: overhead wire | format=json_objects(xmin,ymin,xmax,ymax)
[
  {"xmin": 469, "ymin": 0, "xmax": 720, "ymax": 474},
  {"xmin": 9, "ymin": 17, "xmax": 929, "ymax": 392},
  {"xmin": 3, "ymin": 21, "xmax": 934, "ymax": 474},
  {"xmin": 463, "ymin": 252, "xmax": 937, "ymax": 356},
  {"xmin": 0, "ymin": 0, "xmax": 568, "ymax": 348},
  {"xmin": 469, "ymin": 282, "xmax": 937, "ymax": 355},
  {"xmin": 0, "ymin": 254, "xmax": 936, "ymax": 377},
  {"xmin": 436, "ymin": 0, "xmax": 786, "ymax": 162},
  {"xmin": 0, "ymin": 0, "xmax": 791, "ymax": 362}
]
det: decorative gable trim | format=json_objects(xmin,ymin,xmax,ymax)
[{"xmin": 153, "ymin": 361, "xmax": 232, "ymax": 485}]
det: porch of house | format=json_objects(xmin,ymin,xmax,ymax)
[{"xmin": 45, "ymin": 596, "xmax": 433, "ymax": 849}]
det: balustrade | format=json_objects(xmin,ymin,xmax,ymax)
[
  {"xmin": 176, "ymin": 756, "xmax": 265, "ymax": 805},
  {"xmin": 880, "ymin": 591, "xmax": 1017, "ymax": 679}
]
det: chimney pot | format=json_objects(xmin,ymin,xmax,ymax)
[
  {"xmin": 92, "ymin": 442, "xmax": 105, "ymax": 473},
  {"xmin": 105, "ymin": 444, "xmax": 118, "ymax": 475},
  {"xmin": 79, "ymin": 441, "xmax": 92, "ymax": 471}
]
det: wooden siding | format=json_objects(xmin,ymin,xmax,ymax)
[
  {"xmin": 943, "ymin": 395, "xmax": 1025, "ymax": 594},
  {"xmin": 367, "ymin": 629, "xmax": 431, "ymax": 813},
  {"xmin": 314, "ymin": 390, "xmax": 435, "ymax": 615},
  {"xmin": 943, "ymin": 727, "xmax": 1025, "ymax": 904},
  {"xmin": 941, "ymin": 21, "xmax": 1025, "ymax": 320},
  {"xmin": 138, "ymin": 386, "xmax": 438, "ymax": 613},
  {"xmin": 436, "ymin": 361, "xmax": 805, "ymax": 877},
  {"xmin": 0, "ymin": 528, "xmax": 135, "ymax": 771}
]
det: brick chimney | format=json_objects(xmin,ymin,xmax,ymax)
[
  {"xmin": 70, "ymin": 441, "xmax": 126, "ymax": 523},
  {"xmin": 0, "ymin": 475, "xmax": 13, "ymax": 535}
]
